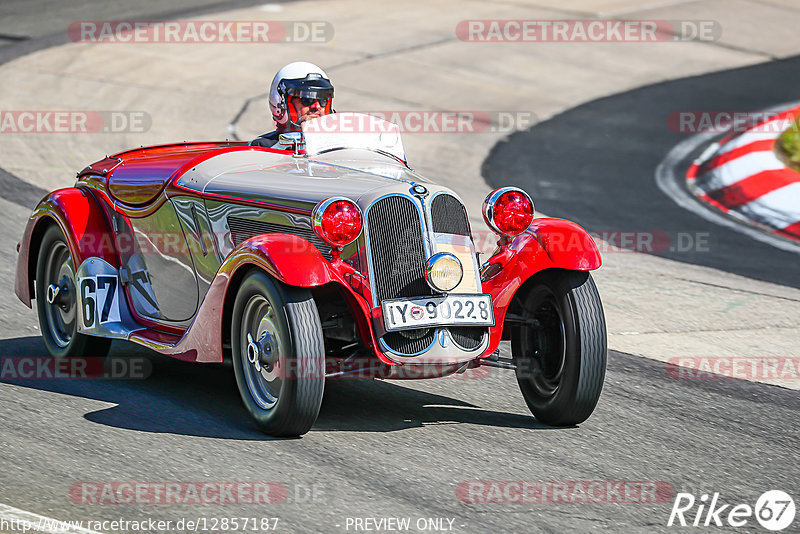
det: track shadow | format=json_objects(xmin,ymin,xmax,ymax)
[
  {"xmin": 314, "ymin": 378, "xmax": 549, "ymax": 432},
  {"xmin": 0, "ymin": 336, "xmax": 263, "ymax": 439},
  {"xmin": 0, "ymin": 336, "xmax": 548, "ymax": 438}
]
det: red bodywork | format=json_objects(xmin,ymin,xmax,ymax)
[
  {"xmin": 15, "ymin": 188, "xmax": 116, "ymax": 307},
  {"xmin": 16, "ymin": 142, "xmax": 601, "ymax": 371},
  {"xmin": 480, "ymin": 219, "xmax": 602, "ymax": 358}
]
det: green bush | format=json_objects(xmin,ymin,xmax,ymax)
[{"xmin": 778, "ymin": 116, "xmax": 800, "ymax": 169}]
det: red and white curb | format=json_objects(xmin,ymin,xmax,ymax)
[{"xmin": 687, "ymin": 106, "xmax": 800, "ymax": 241}]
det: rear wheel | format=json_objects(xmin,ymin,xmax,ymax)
[
  {"xmin": 231, "ymin": 270, "xmax": 325, "ymax": 437},
  {"xmin": 35, "ymin": 224, "xmax": 111, "ymax": 359},
  {"xmin": 511, "ymin": 270, "xmax": 606, "ymax": 426}
]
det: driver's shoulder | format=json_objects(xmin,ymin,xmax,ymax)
[{"xmin": 249, "ymin": 131, "xmax": 280, "ymax": 147}]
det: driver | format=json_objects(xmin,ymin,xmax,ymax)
[{"xmin": 250, "ymin": 61, "xmax": 334, "ymax": 148}]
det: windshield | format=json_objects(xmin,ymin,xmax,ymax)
[{"xmin": 302, "ymin": 112, "xmax": 407, "ymax": 164}]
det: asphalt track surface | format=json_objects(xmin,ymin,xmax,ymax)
[
  {"xmin": 483, "ymin": 56, "xmax": 800, "ymax": 289},
  {"xmin": 0, "ymin": 3, "xmax": 798, "ymax": 534}
]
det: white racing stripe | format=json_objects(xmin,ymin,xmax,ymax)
[
  {"xmin": 0, "ymin": 504, "xmax": 104, "ymax": 534},
  {"xmin": 713, "ymin": 117, "xmax": 796, "ymax": 155},
  {"xmin": 694, "ymin": 151, "xmax": 786, "ymax": 192},
  {"xmin": 736, "ymin": 182, "xmax": 800, "ymax": 229},
  {"xmin": 717, "ymin": 126, "xmax": 791, "ymax": 153}
]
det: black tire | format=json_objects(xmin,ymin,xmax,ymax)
[
  {"xmin": 231, "ymin": 269, "xmax": 325, "ymax": 437},
  {"xmin": 35, "ymin": 224, "xmax": 112, "ymax": 359},
  {"xmin": 511, "ymin": 270, "xmax": 606, "ymax": 426}
]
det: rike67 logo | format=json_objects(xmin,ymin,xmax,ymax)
[{"xmin": 668, "ymin": 490, "xmax": 795, "ymax": 531}]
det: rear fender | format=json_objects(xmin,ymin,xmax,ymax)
[
  {"xmin": 15, "ymin": 188, "xmax": 116, "ymax": 307},
  {"xmin": 481, "ymin": 218, "xmax": 601, "ymax": 356}
]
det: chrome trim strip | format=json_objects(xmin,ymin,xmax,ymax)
[{"xmin": 378, "ymin": 329, "xmax": 440, "ymax": 357}]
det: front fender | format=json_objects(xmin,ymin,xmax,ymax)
[
  {"xmin": 15, "ymin": 188, "xmax": 115, "ymax": 307},
  {"xmin": 125, "ymin": 234, "xmax": 392, "ymax": 365},
  {"xmin": 212, "ymin": 234, "xmax": 390, "ymax": 364},
  {"xmin": 481, "ymin": 218, "xmax": 601, "ymax": 356},
  {"xmin": 228, "ymin": 233, "xmax": 338, "ymax": 287},
  {"xmin": 527, "ymin": 218, "xmax": 602, "ymax": 271},
  {"xmin": 223, "ymin": 234, "xmax": 382, "ymax": 362}
]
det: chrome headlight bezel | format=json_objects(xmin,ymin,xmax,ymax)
[
  {"xmin": 482, "ymin": 186, "xmax": 535, "ymax": 236},
  {"xmin": 311, "ymin": 196, "xmax": 363, "ymax": 247},
  {"xmin": 424, "ymin": 252, "xmax": 463, "ymax": 293}
]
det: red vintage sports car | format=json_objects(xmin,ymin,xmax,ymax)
[{"xmin": 15, "ymin": 113, "xmax": 606, "ymax": 436}]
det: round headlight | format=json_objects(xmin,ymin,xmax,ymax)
[
  {"xmin": 312, "ymin": 197, "xmax": 363, "ymax": 247},
  {"xmin": 425, "ymin": 253, "xmax": 463, "ymax": 293},
  {"xmin": 482, "ymin": 187, "xmax": 534, "ymax": 236}
]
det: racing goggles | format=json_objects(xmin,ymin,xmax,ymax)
[
  {"xmin": 281, "ymin": 73, "xmax": 334, "ymax": 106},
  {"xmin": 292, "ymin": 91, "xmax": 332, "ymax": 107}
]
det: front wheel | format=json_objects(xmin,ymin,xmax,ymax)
[
  {"xmin": 35, "ymin": 225, "xmax": 111, "ymax": 359},
  {"xmin": 231, "ymin": 270, "xmax": 325, "ymax": 437},
  {"xmin": 511, "ymin": 270, "xmax": 606, "ymax": 426}
]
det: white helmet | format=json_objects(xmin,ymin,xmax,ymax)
[{"xmin": 269, "ymin": 62, "xmax": 334, "ymax": 130}]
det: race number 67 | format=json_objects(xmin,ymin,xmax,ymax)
[{"xmin": 80, "ymin": 275, "xmax": 118, "ymax": 328}]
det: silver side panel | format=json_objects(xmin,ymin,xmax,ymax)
[
  {"xmin": 171, "ymin": 197, "xmax": 220, "ymax": 296},
  {"xmin": 126, "ymin": 200, "xmax": 199, "ymax": 323}
]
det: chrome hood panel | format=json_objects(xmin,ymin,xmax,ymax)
[{"xmin": 175, "ymin": 149, "xmax": 431, "ymax": 210}]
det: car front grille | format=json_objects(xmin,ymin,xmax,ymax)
[
  {"xmin": 366, "ymin": 195, "xmax": 433, "ymax": 303},
  {"xmin": 227, "ymin": 216, "xmax": 331, "ymax": 259},
  {"xmin": 369, "ymin": 194, "xmax": 483, "ymax": 358},
  {"xmin": 431, "ymin": 194, "xmax": 470, "ymax": 236},
  {"xmin": 448, "ymin": 327, "xmax": 487, "ymax": 350},
  {"xmin": 381, "ymin": 329, "xmax": 436, "ymax": 355}
]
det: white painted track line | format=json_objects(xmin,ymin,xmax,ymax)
[{"xmin": 0, "ymin": 504, "xmax": 104, "ymax": 534}]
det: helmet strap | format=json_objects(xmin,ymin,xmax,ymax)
[{"xmin": 287, "ymin": 100, "xmax": 301, "ymax": 130}]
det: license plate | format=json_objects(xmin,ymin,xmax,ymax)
[{"xmin": 382, "ymin": 294, "xmax": 494, "ymax": 331}]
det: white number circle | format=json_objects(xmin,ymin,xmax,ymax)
[{"xmin": 755, "ymin": 490, "xmax": 796, "ymax": 531}]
